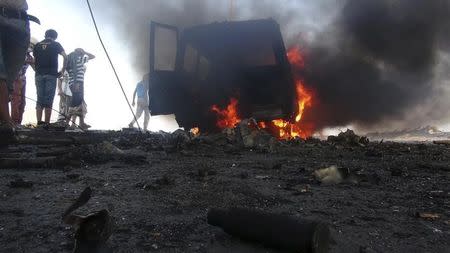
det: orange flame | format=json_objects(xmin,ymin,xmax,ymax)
[
  {"xmin": 269, "ymin": 46, "xmax": 315, "ymax": 139},
  {"xmin": 287, "ymin": 46, "xmax": 305, "ymax": 69},
  {"xmin": 211, "ymin": 46, "xmax": 315, "ymax": 139},
  {"xmin": 211, "ymin": 98, "xmax": 241, "ymax": 129}
]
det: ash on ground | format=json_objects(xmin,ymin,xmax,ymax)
[{"xmin": 0, "ymin": 128, "xmax": 449, "ymax": 253}]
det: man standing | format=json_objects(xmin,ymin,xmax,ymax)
[
  {"xmin": 10, "ymin": 41, "xmax": 34, "ymax": 125},
  {"xmin": 67, "ymin": 48, "xmax": 95, "ymax": 130},
  {"xmin": 0, "ymin": 0, "xmax": 30, "ymax": 134},
  {"xmin": 128, "ymin": 74, "xmax": 150, "ymax": 132},
  {"xmin": 33, "ymin": 29, "xmax": 67, "ymax": 125}
]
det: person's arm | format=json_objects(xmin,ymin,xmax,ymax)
[
  {"xmin": 145, "ymin": 80, "xmax": 150, "ymax": 105},
  {"xmin": 57, "ymin": 76, "xmax": 63, "ymax": 95},
  {"xmin": 59, "ymin": 51, "xmax": 67, "ymax": 77},
  {"xmin": 132, "ymin": 87, "xmax": 137, "ymax": 106},
  {"xmin": 27, "ymin": 54, "xmax": 35, "ymax": 71},
  {"xmin": 84, "ymin": 51, "xmax": 95, "ymax": 60}
]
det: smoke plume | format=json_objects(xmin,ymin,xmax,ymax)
[
  {"xmin": 302, "ymin": 0, "xmax": 450, "ymax": 130},
  {"xmin": 93, "ymin": 0, "xmax": 450, "ymax": 131}
]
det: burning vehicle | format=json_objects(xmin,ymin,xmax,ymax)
[{"xmin": 148, "ymin": 19, "xmax": 314, "ymax": 138}]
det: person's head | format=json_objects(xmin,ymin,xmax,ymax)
[
  {"xmin": 143, "ymin": 73, "xmax": 150, "ymax": 81},
  {"xmin": 45, "ymin": 29, "xmax": 58, "ymax": 41}
]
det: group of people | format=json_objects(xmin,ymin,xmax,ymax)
[
  {"xmin": 1, "ymin": 0, "xmax": 151, "ymax": 136},
  {"xmin": 0, "ymin": 0, "xmax": 95, "ymax": 133}
]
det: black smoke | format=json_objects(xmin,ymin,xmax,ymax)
[
  {"xmin": 93, "ymin": 0, "xmax": 450, "ymax": 131},
  {"xmin": 301, "ymin": 0, "xmax": 450, "ymax": 130}
]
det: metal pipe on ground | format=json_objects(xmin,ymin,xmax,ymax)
[{"xmin": 207, "ymin": 208, "xmax": 330, "ymax": 253}]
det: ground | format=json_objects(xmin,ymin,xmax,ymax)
[{"xmin": 0, "ymin": 130, "xmax": 449, "ymax": 253}]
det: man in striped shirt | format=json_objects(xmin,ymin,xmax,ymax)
[{"xmin": 66, "ymin": 48, "xmax": 95, "ymax": 130}]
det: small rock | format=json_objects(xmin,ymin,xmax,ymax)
[
  {"xmin": 240, "ymin": 171, "xmax": 249, "ymax": 179},
  {"xmin": 290, "ymin": 184, "xmax": 312, "ymax": 195},
  {"xmin": 198, "ymin": 168, "xmax": 217, "ymax": 179},
  {"xmin": 314, "ymin": 166, "xmax": 348, "ymax": 185},
  {"xmin": 11, "ymin": 209, "xmax": 25, "ymax": 217},
  {"xmin": 390, "ymin": 167, "xmax": 405, "ymax": 177},
  {"xmin": 416, "ymin": 212, "xmax": 441, "ymax": 220},
  {"xmin": 8, "ymin": 178, "xmax": 33, "ymax": 188},
  {"xmin": 66, "ymin": 174, "xmax": 80, "ymax": 180}
]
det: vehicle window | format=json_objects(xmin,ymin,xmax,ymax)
[
  {"xmin": 183, "ymin": 44, "xmax": 198, "ymax": 73},
  {"xmin": 198, "ymin": 56, "xmax": 210, "ymax": 80},
  {"xmin": 154, "ymin": 26, "xmax": 177, "ymax": 71}
]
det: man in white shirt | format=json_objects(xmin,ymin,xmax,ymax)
[{"xmin": 57, "ymin": 71, "xmax": 71, "ymax": 123}]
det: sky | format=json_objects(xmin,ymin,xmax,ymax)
[
  {"xmin": 23, "ymin": 0, "xmax": 180, "ymax": 131},
  {"xmin": 21, "ymin": 0, "xmax": 450, "ymax": 133}
]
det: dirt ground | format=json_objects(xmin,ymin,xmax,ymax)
[{"xmin": 0, "ymin": 130, "xmax": 449, "ymax": 253}]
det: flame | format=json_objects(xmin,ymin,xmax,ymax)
[
  {"xmin": 258, "ymin": 121, "xmax": 267, "ymax": 129},
  {"xmin": 211, "ymin": 98, "xmax": 241, "ymax": 129},
  {"xmin": 268, "ymin": 46, "xmax": 315, "ymax": 140},
  {"xmin": 211, "ymin": 46, "xmax": 315, "ymax": 139},
  {"xmin": 295, "ymin": 81, "xmax": 313, "ymax": 123},
  {"xmin": 287, "ymin": 46, "xmax": 305, "ymax": 69},
  {"xmin": 190, "ymin": 127, "xmax": 200, "ymax": 136}
]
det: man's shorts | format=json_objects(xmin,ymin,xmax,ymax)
[
  {"xmin": 68, "ymin": 101, "xmax": 87, "ymax": 117},
  {"xmin": 0, "ymin": 18, "xmax": 30, "ymax": 93},
  {"xmin": 35, "ymin": 75, "xmax": 57, "ymax": 109}
]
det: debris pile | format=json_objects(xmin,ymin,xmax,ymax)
[
  {"xmin": 327, "ymin": 129, "xmax": 370, "ymax": 146},
  {"xmin": 314, "ymin": 166, "xmax": 381, "ymax": 185}
]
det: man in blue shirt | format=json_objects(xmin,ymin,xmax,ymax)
[{"xmin": 128, "ymin": 74, "xmax": 150, "ymax": 131}]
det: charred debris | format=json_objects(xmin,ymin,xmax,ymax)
[{"xmin": 1, "ymin": 126, "xmax": 450, "ymax": 252}]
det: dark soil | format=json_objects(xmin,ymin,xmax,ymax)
[{"xmin": 0, "ymin": 131, "xmax": 449, "ymax": 253}]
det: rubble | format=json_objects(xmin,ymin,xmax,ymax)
[
  {"xmin": 94, "ymin": 141, "xmax": 125, "ymax": 155},
  {"xmin": 314, "ymin": 166, "xmax": 355, "ymax": 185},
  {"xmin": 314, "ymin": 166, "xmax": 380, "ymax": 185},
  {"xmin": 327, "ymin": 129, "xmax": 370, "ymax": 146},
  {"xmin": 0, "ymin": 129, "xmax": 449, "ymax": 252},
  {"xmin": 433, "ymin": 140, "xmax": 450, "ymax": 146},
  {"xmin": 236, "ymin": 119, "xmax": 276, "ymax": 148}
]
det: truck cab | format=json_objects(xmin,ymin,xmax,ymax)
[{"xmin": 149, "ymin": 19, "xmax": 297, "ymax": 131}]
